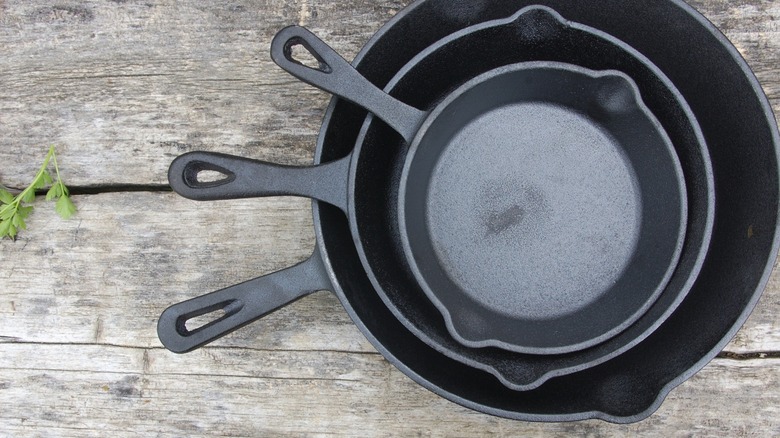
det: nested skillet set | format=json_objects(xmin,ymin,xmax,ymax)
[{"xmin": 156, "ymin": 0, "xmax": 780, "ymax": 423}]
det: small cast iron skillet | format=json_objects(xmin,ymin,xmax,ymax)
[{"xmin": 394, "ymin": 62, "xmax": 684, "ymax": 353}]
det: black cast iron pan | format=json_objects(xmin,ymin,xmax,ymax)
[
  {"xmin": 157, "ymin": 0, "xmax": 779, "ymax": 422},
  {"xmin": 160, "ymin": 6, "xmax": 708, "ymax": 390},
  {"xmin": 394, "ymin": 63, "xmax": 684, "ymax": 353},
  {"xmin": 306, "ymin": 0, "xmax": 777, "ymax": 422}
]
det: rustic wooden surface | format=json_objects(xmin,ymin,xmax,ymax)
[{"xmin": 1, "ymin": 0, "xmax": 779, "ymax": 435}]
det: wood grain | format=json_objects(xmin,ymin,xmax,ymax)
[
  {"xmin": 0, "ymin": 0, "xmax": 777, "ymax": 188},
  {"xmin": 2, "ymin": 192, "xmax": 777, "ymax": 351},
  {"xmin": 1, "ymin": 191, "xmax": 779, "ymax": 435},
  {"xmin": 1, "ymin": 343, "xmax": 778, "ymax": 436},
  {"xmin": 0, "ymin": 0, "xmax": 406, "ymax": 188},
  {"xmin": 0, "ymin": 192, "xmax": 374, "ymax": 352},
  {"xmin": 1, "ymin": 0, "xmax": 779, "ymax": 435}
]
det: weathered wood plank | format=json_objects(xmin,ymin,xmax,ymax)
[
  {"xmin": 728, "ymin": 258, "xmax": 780, "ymax": 352},
  {"xmin": 0, "ymin": 343, "xmax": 778, "ymax": 436},
  {"xmin": 2, "ymin": 192, "xmax": 777, "ymax": 352},
  {"xmin": 1, "ymin": 0, "xmax": 780, "ymax": 435},
  {"xmin": 686, "ymin": 0, "xmax": 780, "ymax": 103},
  {"xmin": 1, "ymin": 0, "xmax": 778, "ymax": 188},
  {"xmin": 0, "ymin": 0, "xmax": 406, "ymax": 188}
]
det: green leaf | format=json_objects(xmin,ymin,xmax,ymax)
[
  {"xmin": 0, "ymin": 190, "xmax": 13, "ymax": 205},
  {"xmin": 46, "ymin": 185, "xmax": 61, "ymax": 201},
  {"xmin": 0, "ymin": 206, "xmax": 16, "ymax": 220},
  {"xmin": 0, "ymin": 219, "xmax": 11, "ymax": 238},
  {"xmin": 21, "ymin": 189, "xmax": 36, "ymax": 203},
  {"xmin": 42, "ymin": 170, "xmax": 53, "ymax": 186},
  {"xmin": 0, "ymin": 146, "xmax": 74, "ymax": 239},
  {"xmin": 17, "ymin": 205, "xmax": 33, "ymax": 219},
  {"xmin": 14, "ymin": 214, "xmax": 26, "ymax": 230},
  {"xmin": 55, "ymin": 196, "xmax": 76, "ymax": 219}
]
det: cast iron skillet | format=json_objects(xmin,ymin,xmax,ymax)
[
  {"xmin": 160, "ymin": 6, "xmax": 710, "ymax": 390},
  {"xmin": 308, "ymin": 0, "xmax": 779, "ymax": 422},
  {"xmin": 166, "ymin": 44, "xmax": 688, "ymax": 354},
  {"xmin": 158, "ymin": 0, "xmax": 779, "ymax": 422},
  {"xmin": 394, "ymin": 62, "xmax": 683, "ymax": 353}
]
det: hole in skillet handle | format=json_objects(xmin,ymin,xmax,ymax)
[
  {"xmin": 195, "ymin": 170, "xmax": 231, "ymax": 184},
  {"xmin": 182, "ymin": 160, "xmax": 236, "ymax": 189},
  {"xmin": 284, "ymin": 37, "xmax": 333, "ymax": 73},
  {"xmin": 175, "ymin": 299, "xmax": 244, "ymax": 336},
  {"xmin": 185, "ymin": 308, "xmax": 227, "ymax": 332}
]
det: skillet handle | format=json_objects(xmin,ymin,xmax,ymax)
[
  {"xmin": 168, "ymin": 151, "xmax": 350, "ymax": 212},
  {"xmin": 157, "ymin": 249, "xmax": 331, "ymax": 353},
  {"xmin": 270, "ymin": 25, "xmax": 426, "ymax": 143}
]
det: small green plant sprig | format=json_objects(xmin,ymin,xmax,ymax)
[{"xmin": 0, "ymin": 146, "xmax": 76, "ymax": 240}]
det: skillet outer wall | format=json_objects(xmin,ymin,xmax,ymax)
[{"xmin": 311, "ymin": 0, "xmax": 780, "ymax": 423}]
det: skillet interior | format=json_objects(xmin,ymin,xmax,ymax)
[
  {"xmin": 348, "ymin": 7, "xmax": 712, "ymax": 389},
  {"xmin": 399, "ymin": 62, "xmax": 687, "ymax": 353},
  {"xmin": 314, "ymin": 0, "xmax": 779, "ymax": 422}
]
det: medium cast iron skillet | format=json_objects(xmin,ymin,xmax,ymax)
[
  {"xmin": 160, "ymin": 6, "xmax": 709, "ymax": 390},
  {"xmin": 270, "ymin": 26, "xmax": 686, "ymax": 355}
]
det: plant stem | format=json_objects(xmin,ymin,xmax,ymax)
[
  {"xmin": 12, "ymin": 147, "xmax": 55, "ymax": 207},
  {"xmin": 51, "ymin": 146, "xmax": 62, "ymax": 185}
]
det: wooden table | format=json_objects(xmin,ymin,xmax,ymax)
[{"xmin": 1, "ymin": 1, "xmax": 778, "ymax": 435}]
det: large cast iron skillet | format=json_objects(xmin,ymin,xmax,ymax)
[
  {"xmin": 160, "ymin": 6, "xmax": 711, "ymax": 391},
  {"xmin": 159, "ymin": 0, "xmax": 779, "ymax": 423},
  {"xmin": 309, "ymin": 0, "xmax": 779, "ymax": 422}
]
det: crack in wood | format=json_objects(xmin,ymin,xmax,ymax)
[
  {"xmin": 54, "ymin": 73, "xmax": 175, "ymax": 80},
  {"xmin": 717, "ymin": 351, "xmax": 780, "ymax": 360},
  {"xmin": 93, "ymin": 317, "xmax": 104, "ymax": 343},
  {"xmin": 66, "ymin": 184, "xmax": 173, "ymax": 195},
  {"xmin": 4, "ymin": 338, "xmax": 779, "ymax": 362},
  {"xmin": 149, "ymin": 371, "xmax": 363, "ymax": 383},
  {"xmin": 0, "ymin": 184, "xmax": 172, "ymax": 195},
  {"xmin": 0, "ymin": 366, "xmax": 364, "ymax": 383},
  {"xmin": 142, "ymin": 350, "xmax": 151, "ymax": 375}
]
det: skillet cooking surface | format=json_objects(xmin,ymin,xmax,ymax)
[{"xmin": 399, "ymin": 62, "xmax": 686, "ymax": 353}]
